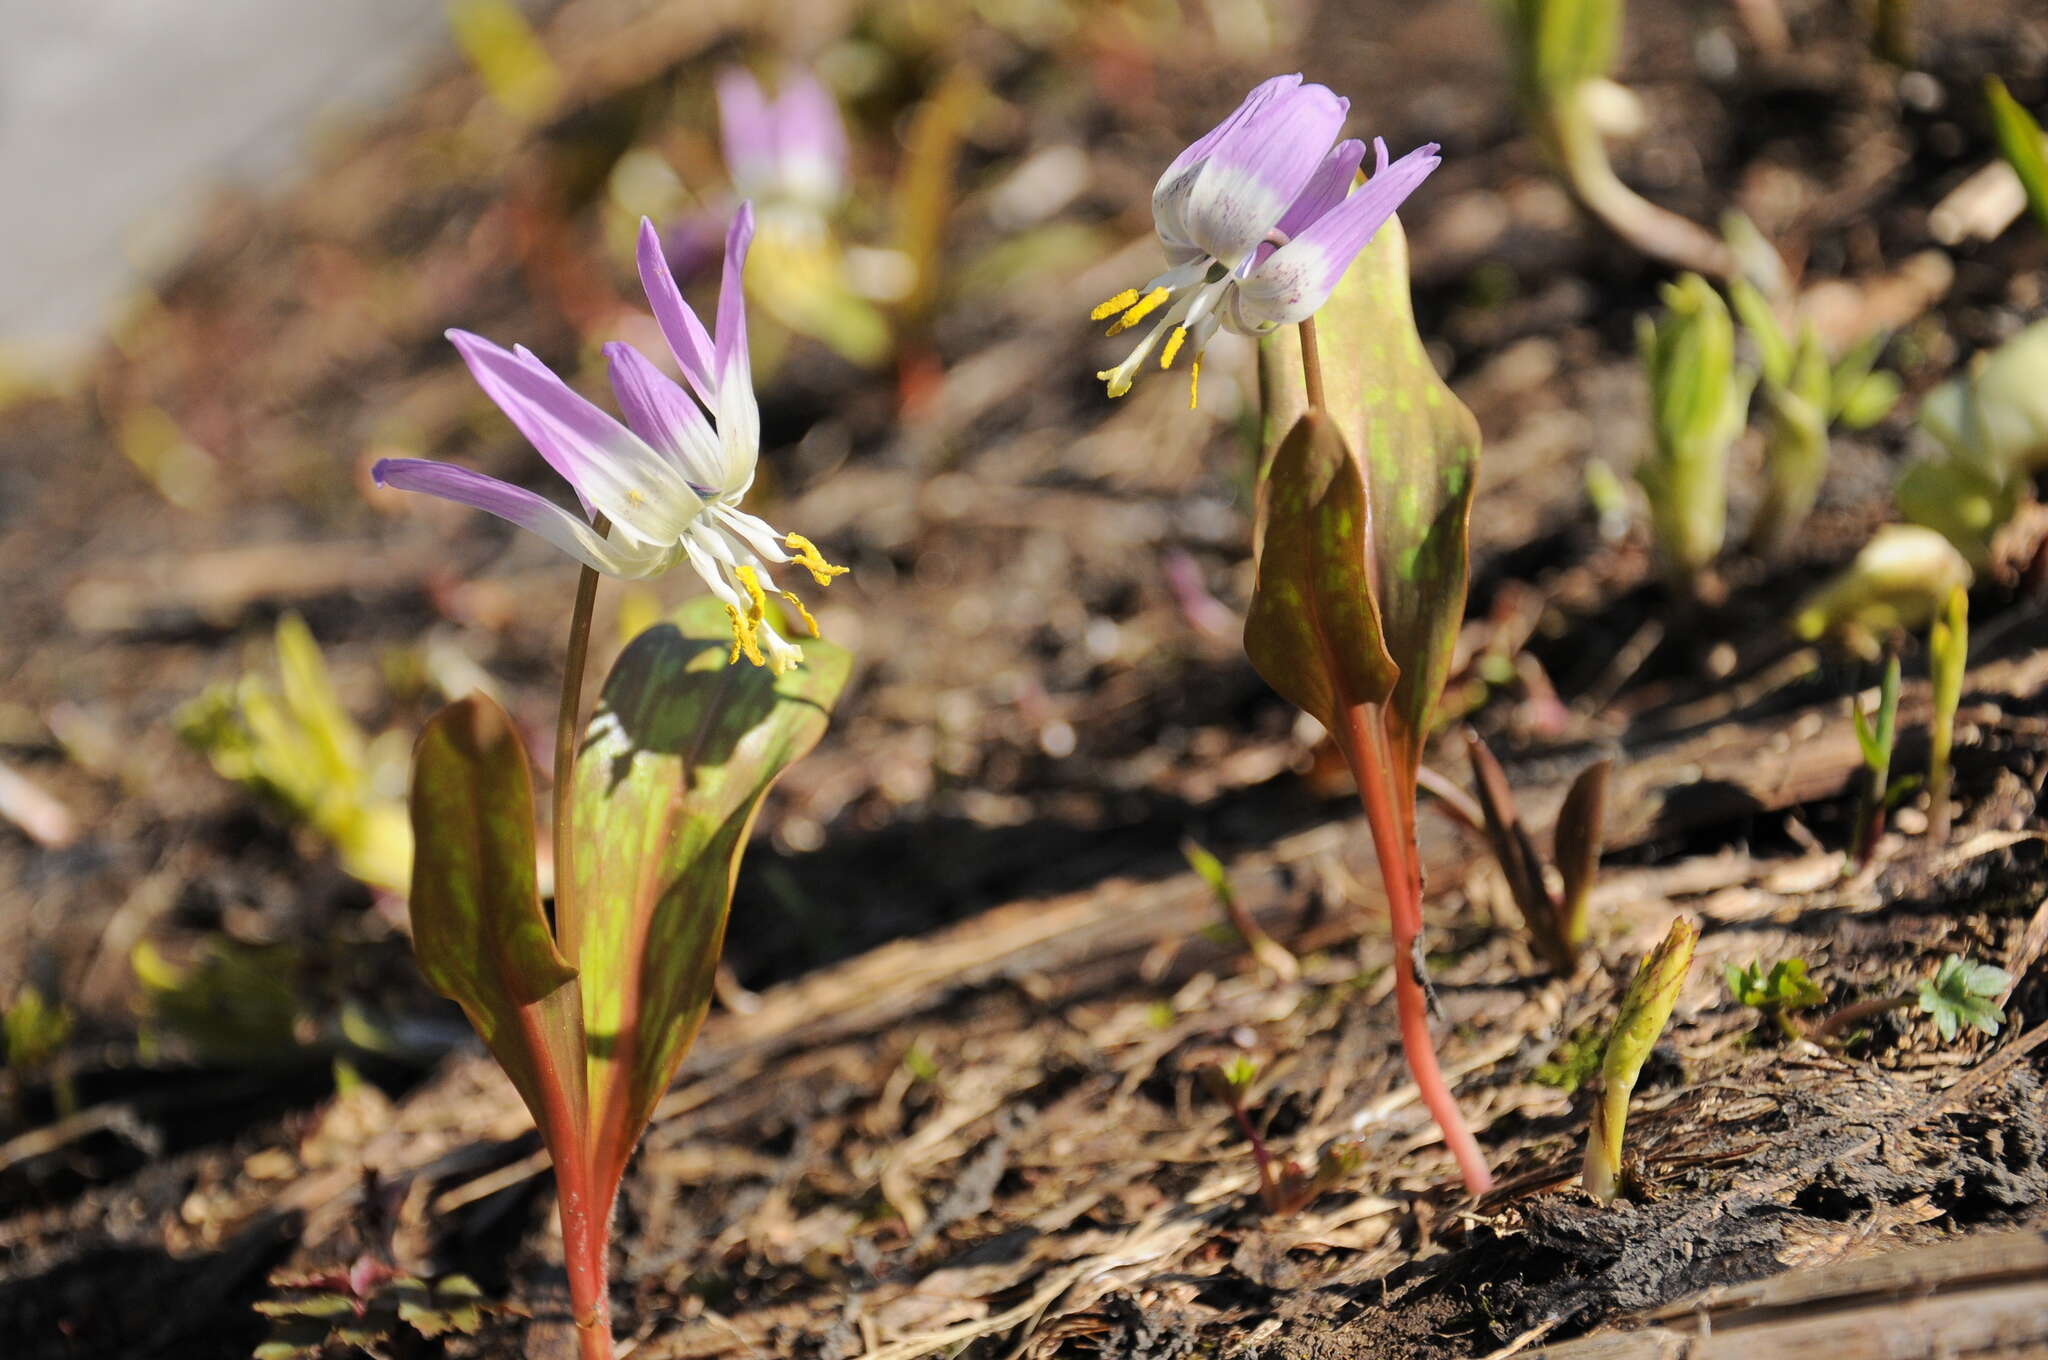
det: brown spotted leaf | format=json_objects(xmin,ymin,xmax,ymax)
[
  {"xmin": 570, "ymin": 597, "xmax": 850, "ymax": 1188},
  {"xmin": 408, "ymin": 694, "xmax": 586, "ymax": 1151},
  {"xmin": 1260, "ymin": 213, "xmax": 1482, "ymax": 779},
  {"xmin": 1244, "ymin": 411, "xmax": 1398, "ymax": 733}
]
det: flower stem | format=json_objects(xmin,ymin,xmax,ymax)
[
  {"xmin": 553, "ymin": 516, "xmax": 609, "ymax": 962},
  {"xmin": 1299, "ymin": 315, "xmax": 1328, "ymax": 413},
  {"xmin": 1340, "ymin": 706, "xmax": 1493, "ymax": 1195}
]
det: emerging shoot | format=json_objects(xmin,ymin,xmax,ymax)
[{"xmin": 1583, "ymin": 916, "xmax": 1696, "ymax": 1204}]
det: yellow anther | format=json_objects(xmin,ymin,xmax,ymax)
[
  {"xmin": 1089, "ymin": 288, "xmax": 1140, "ymax": 321},
  {"xmin": 1160, "ymin": 325, "xmax": 1188, "ymax": 370},
  {"xmin": 1188, "ymin": 356, "xmax": 1202, "ymax": 410},
  {"xmin": 724, "ymin": 603, "xmax": 764, "ymax": 667},
  {"xmin": 627, "ymin": 487, "xmax": 648, "ymax": 505},
  {"xmin": 783, "ymin": 532, "xmax": 849, "ymax": 587},
  {"xmin": 1097, "ymin": 367, "xmax": 1132, "ymax": 398},
  {"xmin": 1105, "ymin": 286, "xmax": 1170, "ymax": 337},
  {"xmin": 780, "ymin": 591, "xmax": 820, "ymax": 638}
]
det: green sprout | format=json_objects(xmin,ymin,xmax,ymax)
[
  {"xmin": 175, "ymin": 612, "xmax": 412, "ymax": 896},
  {"xmin": 1724, "ymin": 957, "xmax": 1826, "ymax": 1041},
  {"xmin": 1183, "ymin": 836, "xmax": 1298, "ymax": 981},
  {"xmin": 3, "ymin": 985, "xmax": 77, "ymax": 1117},
  {"xmin": 1792, "ymin": 524, "xmax": 1972, "ymax": 662},
  {"xmin": 1637, "ymin": 275, "xmax": 1753, "ymax": 593},
  {"xmin": 1986, "ymin": 77, "xmax": 2048, "ymax": 236},
  {"xmin": 1927, "ymin": 585, "xmax": 1968, "ymax": 841},
  {"xmin": 1493, "ymin": 0, "xmax": 1734, "ymax": 276},
  {"xmin": 1904, "ymin": 318, "xmax": 2048, "ymax": 572},
  {"xmin": 1205, "ymin": 1056, "xmax": 1366, "ymax": 1216},
  {"xmin": 1918, "ymin": 955, "xmax": 2012, "ymax": 1041},
  {"xmin": 1729, "ymin": 282, "xmax": 1900, "ymax": 552},
  {"xmin": 1584, "ymin": 916, "xmax": 1697, "ymax": 1204},
  {"xmin": 1849, "ymin": 650, "xmax": 1906, "ymax": 867}
]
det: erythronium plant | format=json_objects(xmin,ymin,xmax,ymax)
[
  {"xmin": 1239, "ymin": 156, "xmax": 1490, "ymax": 1190},
  {"xmin": 381, "ymin": 204, "xmax": 852, "ymax": 1360}
]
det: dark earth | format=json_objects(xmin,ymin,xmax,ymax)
[{"xmin": 5, "ymin": 0, "xmax": 2048, "ymax": 1356}]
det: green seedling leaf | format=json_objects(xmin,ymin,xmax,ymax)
[
  {"xmin": 1927, "ymin": 585, "xmax": 1967, "ymax": 837},
  {"xmin": 1182, "ymin": 835, "xmax": 1298, "ymax": 980},
  {"xmin": 1496, "ymin": 0, "xmax": 1620, "ymax": 103},
  {"xmin": 1221, "ymin": 1055, "xmax": 1260, "ymax": 1096},
  {"xmin": 1636, "ymin": 274, "xmax": 1751, "ymax": 586},
  {"xmin": 1793, "ymin": 525, "xmax": 1973, "ymax": 662},
  {"xmin": 3, "ymin": 985, "xmax": 72, "ymax": 1074},
  {"xmin": 408, "ymin": 695, "xmax": 587, "ymax": 1154},
  {"xmin": 1920, "ymin": 317, "xmax": 2048, "ymax": 477},
  {"xmin": 176, "ymin": 613, "xmax": 412, "ymax": 894},
  {"xmin": 1986, "ymin": 77, "xmax": 2048, "ymax": 236},
  {"xmin": 1244, "ymin": 411, "xmax": 1397, "ymax": 735},
  {"xmin": 1896, "ymin": 456, "xmax": 2017, "ymax": 574},
  {"xmin": 1917, "ymin": 954, "xmax": 2011, "ymax": 1041},
  {"xmin": 1553, "ymin": 758, "xmax": 1611, "ymax": 958},
  {"xmin": 1534, "ymin": 1025, "xmax": 1606, "ymax": 1093},
  {"xmin": 1585, "ymin": 916, "xmax": 1697, "ymax": 1203},
  {"xmin": 1259, "ymin": 212, "xmax": 1482, "ymax": 783},
  {"xmin": 1465, "ymin": 732, "xmax": 1566, "ymax": 971},
  {"xmin": 570, "ymin": 597, "xmax": 849, "ymax": 1191},
  {"xmin": 1729, "ymin": 279, "xmax": 1792, "ymax": 387},
  {"xmin": 1724, "ymin": 957, "xmax": 1826, "ymax": 1013}
]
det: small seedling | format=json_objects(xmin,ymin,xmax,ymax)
[
  {"xmin": 1183, "ymin": 836, "xmax": 1298, "ymax": 981},
  {"xmin": 1808, "ymin": 953, "xmax": 2012, "ymax": 1044},
  {"xmin": 1724, "ymin": 957, "xmax": 1827, "ymax": 1041},
  {"xmin": 1636, "ymin": 275, "xmax": 1753, "ymax": 595},
  {"xmin": 1465, "ymin": 733, "xmax": 1610, "ymax": 974},
  {"xmin": 1584, "ymin": 916, "xmax": 1696, "ymax": 1204},
  {"xmin": 1927, "ymin": 585, "xmax": 1968, "ymax": 840},
  {"xmin": 1918, "ymin": 954, "xmax": 2012, "ymax": 1041},
  {"xmin": 175, "ymin": 612, "xmax": 412, "ymax": 896},
  {"xmin": 1906, "ymin": 319, "xmax": 2048, "ymax": 572},
  {"xmin": 1849, "ymin": 650, "xmax": 1904, "ymax": 867},
  {"xmin": 3, "ymin": 985, "xmax": 77, "ymax": 1118},
  {"xmin": 1729, "ymin": 281, "xmax": 1899, "ymax": 552},
  {"xmin": 1533, "ymin": 1024, "xmax": 1606, "ymax": 1094},
  {"xmin": 1204, "ymin": 1058, "xmax": 1366, "ymax": 1216}
]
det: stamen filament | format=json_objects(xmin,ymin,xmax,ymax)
[{"xmin": 1089, "ymin": 288, "xmax": 1141, "ymax": 321}]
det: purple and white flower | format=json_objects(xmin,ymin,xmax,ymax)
[
  {"xmin": 1092, "ymin": 74, "xmax": 1440, "ymax": 405},
  {"xmin": 373, "ymin": 205, "xmax": 846, "ymax": 674},
  {"xmin": 717, "ymin": 67, "xmax": 848, "ymax": 229}
]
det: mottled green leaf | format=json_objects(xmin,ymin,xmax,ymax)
[
  {"xmin": 1258, "ymin": 213, "xmax": 1481, "ymax": 775},
  {"xmin": 571, "ymin": 598, "xmax": 850, "ymax": 1186},
  {"xmin": 1987, "ymin": 77, "xmax": 2048, "ymax": 236},
  {"xmin": 1244, "ymin": 412, "xmax": 1397, "ymax": 734},
  {"xmin": 409, "ymin": 695, "xmax": 586, "ymax": 1149}
]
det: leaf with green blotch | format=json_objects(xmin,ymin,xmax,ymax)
[
  {"xmin": 1244, "ymin": 412, "xmax": 1398, "ymax": 734},
  {"xmin": 1987, "ymin": 77, "xmax": 2048, "ymax": 236},
  {"xmin": 1258, "ymin": 213, "xmax": 1482, "ymax": 781},
  {"xmin": 570, "ymin": 597, "xmax": 849, "ymax": 1189},
  {"xmin": 408, "ymin": 694, "xmax": 587, "ymax": 1152}
]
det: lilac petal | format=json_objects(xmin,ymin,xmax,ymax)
[
  {"xmin": 372, "ymin": 458, "xmax": 672, "ymax": 578},
  {"xmin": 603, "ymin": 341, "xmax": 724, "ymax": 492},
  {"xmin": 772, "ymin": 71, "xmax": 848, "ymax": 205},
  {"xmin": 717, "ymin": 67, "xmax": 777, "ymax": 194},
  {"xmin": 1231, "ymin": 142, "xmax": 1441, "ymax": 329},
  {"xmin": 1178, "ymin": 81, "xmax": 1349, "ymax": 266},
  {"xmin": 1152, "ymin": 74, "xmax": 1300, "ymax": 245},
  {"xmin": 636, "ymin": 217, "xmax": 717, "ymax": 407},
  {"xmin": 1275, "ymin": 138, "xmax": 1366, "ymax": 242},
  {"xmin": 713, "ymin": 203, "xmax": 761, "ymax": 497},
  {"xmin": 447, "ymin": 329, "xmax": 705, "ymax": 544}
]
